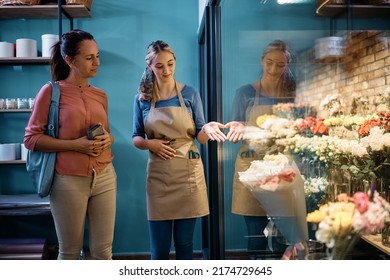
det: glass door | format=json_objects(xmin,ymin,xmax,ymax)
[{"xmin": 200, "ymin": 0, "xmax": 390, "ymax": 260}]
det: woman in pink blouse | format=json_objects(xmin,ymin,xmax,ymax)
[{"xmin": 24, "ymin": 30, "xmax": 116, "ymax": 260}]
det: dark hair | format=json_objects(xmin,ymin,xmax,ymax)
[
  {"xmin": 50, "ymin": 29, "xmax": 95, "ymax": 81},
  {"xmin": 262, "ymin": 40, "xmax": 296, "ymax": 96},
  {"xmin": 137, "ymin": 40, "xmax": 176, "ymax": 101}
]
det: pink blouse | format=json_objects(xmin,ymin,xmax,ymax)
[{"xmin": 24, "ymin": 80, "xmax": 114, "ymax": 177}]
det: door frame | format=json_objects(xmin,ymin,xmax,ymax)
[{"xmin": 198, "ymin": 0, "xmax": 225, "ymax": 260}]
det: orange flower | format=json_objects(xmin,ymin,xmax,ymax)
[
  {"xmin": 357, "ymin": 119, "xmax": 381, "ymax": 136},
  {"xmin": 311, "ymin": 118, "xmax": 329, "ymax": 135},
  {"xmin": 305, "ymin": 116, "xmax": 317, "ymax": 126}
]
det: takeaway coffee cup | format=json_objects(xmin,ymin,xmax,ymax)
[
  {"xmin": 0, "ymin": 41, "xmax": 14, "ymax": 57},
  {"xmin": 41, "ymin": 34, "xmax": 59, "ymax": 57},
  {"xmin": 16, "ymin": 38, "xmax": 37, "ymax": 58}
]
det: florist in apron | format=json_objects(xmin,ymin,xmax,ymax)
[
  {"xmin": 144, "ymin": 85, "xmax": 209, "ymax": 221},
  {"xmin": 133, "ymin": 84, "xmax": 210, "ymax": 260},
  {"xmin": 133, "ymin": 40, "xmax": 226, "ymax": 260}
]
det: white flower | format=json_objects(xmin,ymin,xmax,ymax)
[
  {"xmin": 316, "ymin": 218, "xmax": 335, "ymax": 248},
  {"xmin": 238, "ymin": 153, "xmax": 293, "ymax": 190},
  {"xmin": 304, "ymin": 177, "xmax": 329, "ymax": 195},
  {"xmin": 383, "ymin": 133, "xmax": 390, "ymax": 147}
]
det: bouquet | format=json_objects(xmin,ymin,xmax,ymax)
[
  {"xmin": 239, "ymin": 154, "xmax": 309, "ymax": 246},
  {"xmin": 307, "ymin": 190, "xmax": 390, "ymax": 259}
]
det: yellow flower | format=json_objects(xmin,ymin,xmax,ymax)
[
  {"xmin": 330, "ymin": 212, "xmax": 354, "ymax": 236},
  {"xmin": 256, "ymin": 114, "xmax": 279, "ymax": 128},
  {"xmin": 307, "ymin": 201, "xmax": 355, "ymax": 236},
  {"xmin": 307, "ymin": 209, "xmax": 324, "ymax": 223}
]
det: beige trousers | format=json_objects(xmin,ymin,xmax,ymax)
[{"xmin": 50, "ymin": 163, "xmax": 117, "ymax": 260}]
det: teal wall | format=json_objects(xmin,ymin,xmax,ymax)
[{"xmin": 0, "ymin": 0, "xmax": 199, "ymax": 255}]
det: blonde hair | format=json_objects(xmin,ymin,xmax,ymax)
[{"xmin": 137, "ymin": 40, "xmax": 176, "ymax": 102}]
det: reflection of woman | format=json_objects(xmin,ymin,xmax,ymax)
[
  {"xmin": 225, "ymin": 40, "xmax": 296, "ymax": 257},
  {"xmin": 132, "ymin": 40, "xmax": 226, "ymax": 260}
]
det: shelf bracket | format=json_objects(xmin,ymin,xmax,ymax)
[
  {"xmin": 58, "ymin": 0, "xmax": 62, "ymax": 37},
  {"xmin": 57, "ymin": 0, "xmax": 75, "ymax": 37}
]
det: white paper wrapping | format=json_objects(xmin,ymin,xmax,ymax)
[{"xmin": 239, "ymin": 154, "xmax": 309, "ymax": 244}]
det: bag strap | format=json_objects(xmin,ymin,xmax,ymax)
[{"xmin": 46, "ymin": 81, "xmax": 60, "ymax": 138}]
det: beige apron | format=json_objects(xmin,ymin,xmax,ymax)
[
  {"xmin": 144, "ymin": 83, "xmax": 209, "ymax": 220},
  {"xmin": 231, "ymin": 88, "xmax": 273, "ymax": 216}
]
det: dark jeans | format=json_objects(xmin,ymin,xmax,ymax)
[
  {"xmin": 149, "ymin": 218, "xmax": 196, "ymax": 260},
  {"xmin": 244, "ymin": 216, "xmax": 269, "ymax": 254}
]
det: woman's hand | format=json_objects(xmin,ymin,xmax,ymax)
[
  {"xmin": 33, "ymin": 126, "xmax": 113, "ymax": 157},
  {"xmin": 202, "ymin": 121, "xmax": 227, "ymax": 142},
  {"xmin": 225, "ymin": 121, "xmax": 245, "ymax": 143},
  {"xmin": 71, "ymin": 136, "xmax": 98, "ymax": 157},
  {"xmin": 147, "ymin": 139, "xmax": 176, "ymax": 160},
  {"xmin": 79, "ymin": 128, "xmax": 113, "ymax": 157}
]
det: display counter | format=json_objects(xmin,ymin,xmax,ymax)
[{"xmin": 361, "ymin": 235, "xmax": 390, "ymax": 256}]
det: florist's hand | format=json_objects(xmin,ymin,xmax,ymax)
[
  {"xmin": 225, "ymin": 121, "xmax": 245, "ymax": 143},
  {"xmin": 202, "ymin": 121, "xmax": 227, "ymax": 142},
  {"xmin": 147, "ymin": 139, "xmax": 176, "ymax": 160}
]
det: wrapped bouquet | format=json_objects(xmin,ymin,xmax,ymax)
[{"xmin": 239, "ymin": 153, "xmax": 309, "ymax": 246}]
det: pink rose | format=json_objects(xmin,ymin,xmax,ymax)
[
  {"xmin": 278, "ymin": 168, "xmax": 296, "ymax": 182},
  {"xmin": 353, "ymin": 192, "xmax": 370, "ymax": 213}
]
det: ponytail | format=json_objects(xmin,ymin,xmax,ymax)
[
  {"xmin": 50, "ymin": 41, "xmax": 70, "ymax": 81},
  {"xmin": 137, "ymin": 67, "xmax": 154, "ymax": 101}
]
